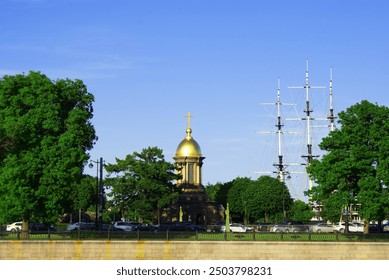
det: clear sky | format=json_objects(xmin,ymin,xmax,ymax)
[{"xmin": 1, "ymin": 0, "xmax": 388, "ymax": 201}]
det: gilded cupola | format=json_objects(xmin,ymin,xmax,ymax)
[{"xmin": 175, "ymin": 113, "xmax": 202, "ymax": 157}]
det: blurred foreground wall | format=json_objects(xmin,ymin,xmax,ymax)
[{"xmin": 1, "ymin": 240, "xmax": 388, "ymax": 260}]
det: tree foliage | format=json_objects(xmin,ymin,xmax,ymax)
[
  {"xmin": 227, "ymin": 176, "xmax": 293, "ymax": 223},
  {"xmin": 205, "ymin": 182, "xmax": 222, "ymax": 201},
  {"xmin": 227, "ymin": 177, "xmax": 253, "ymax": 223},
  {"xmin": 288, "ymin": 200, "xmax": 314, "ymax": 223},
  {"xmin": 104, "ymin": 146, "xmax": 180, "ymax": 224},
  {"xmin": 249, "ymin": 176, "xmax": 293, "ymax": 223},
  {"xmin": 204, "ymin": 182, "xmax": 219, "ymax": 201},
  {"xmin": 214, "ymin": 181, "xmax": 234, "ymax": 208},
  {"xmin": 0, "ymin": 72, "xmax": 96, "ymax": 225},
  {"xmin": 69, "ymin": 174, "xmax": 97, "ymax": 214},
  {"xmin": 307, "ymin": 100, "xmax": 389, "ymax": 225}
]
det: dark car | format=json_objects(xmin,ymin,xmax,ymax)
[
  {"xmin": 157, "ymin": 222, "xmax": 202, "ymax": 232},
  {"xmin": 192, "ymin": 225, "xmax": 207, "ymax": 232},
  {"xmin": 112, "ymin": 221, "xmax": 140, "ymax": 231},
  {"xmin": 368, "ymin": 223, "xmax": 378, "ymax": 233},
  {"xmin": 132, "ymin": 225, "xmax": 157, "ymax": 231},
  {"xmin": 66, "ymin": 222, "xmax": 95, "ymax": 231},
  {"xmin": 29, "ymin": 222, "xmax": 56, "ymax": 232}
]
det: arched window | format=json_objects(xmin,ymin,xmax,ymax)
[{"xmin": 188, "ymin": 163, "xmax": 194, "ymax": 184}]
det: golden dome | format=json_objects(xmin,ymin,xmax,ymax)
[{"xmin": 175, "ymin": 128, "xmax": 202, "ymax": 157}]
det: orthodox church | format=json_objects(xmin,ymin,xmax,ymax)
[{"xmin": 165, "ymin": 113, "xmax": 222, "ymax": 225}]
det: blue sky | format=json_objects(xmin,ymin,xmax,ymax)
[{"xmin": 1, "ymin": 0, "xmax": 388, "ymax": 200}]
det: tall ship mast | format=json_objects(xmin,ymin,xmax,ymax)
[
  {"xmin": 328, "ymin": 67, "xmax": 336, "ymax": 132},
  {"xmin": 287, "ymin": 60, "xmax": 325, "ymax": 192},
  {"xmin": 274, "ymin": 78, "xmax": 286, "ymax": 182},
  {"xmin": 258, "ymin": 61, "xmax": 336, "ymax": 200},
  {"xmin": 257, "ymin": 78, "xmax": 300, "ymax": 184}
]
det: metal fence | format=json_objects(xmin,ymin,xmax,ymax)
[{"xmin": 1, "ymin": 228, "xmax": 389, "ymax": 242}]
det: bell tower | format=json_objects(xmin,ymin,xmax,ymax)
[
  {"xmin": 166, "ymin": 113, "xmax": 222, "ymax": 225},
  {"xmin": 174, "ymin": 112, "xmax": 205, "ymax": 187}
]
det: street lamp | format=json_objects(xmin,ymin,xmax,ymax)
[{"xmin": 89, "ymin": 157, "xmax": 104, "ymax": 230}]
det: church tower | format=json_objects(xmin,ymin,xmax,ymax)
[
  {"xmin": 171, "ymin": 113, "xmax": 222, "ymax": 225},
  {"xmin": 173, "ymin": 112, "xmax": 205, "ymax": 187}
]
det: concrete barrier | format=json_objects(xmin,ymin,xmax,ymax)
[{"xmin": 1, "ymin": 240, "xmax": 388, "ymax": 260}]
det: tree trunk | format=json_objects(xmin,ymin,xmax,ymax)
[
  {"xmin": 378, "ymin": 220, "xmax": 383, "ymax": 233},
  {"xmin": 363, "ymin": 220, "xmax": 369, "ymax": 234},
  {"xmin": 344, "ymin": 214, "xmax": 349, "ymax": 233},
  {"xmin": 21, "ymin": 219, "xmax": 30, "ymax": 239}
]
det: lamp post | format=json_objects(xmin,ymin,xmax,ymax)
[{"xmin": 89, "ymin": 157, "xmax": 104, "ymax": 230}]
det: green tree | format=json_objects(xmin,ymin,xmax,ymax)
[
  {"xmin": 249, "ymin": 176, "xmax": 293, "ymax": 223},
  {"xmin": 214, "ymin": 180, "xmax": 234, "ymax": 207},
  {"xmin": 227, "ymin": 177, "xmax": 252, "ymax": 223},
  {"xmin": 204, "ymin": 182, "xmax": 221, "ymax": 201},
  {"xmin": 307, "ymin": 100, "xmax": 389, "ymax": 232},
  {"xmin": 288, "ymin": 200, "xmax": 314, "ymax": 223},
  {"xmin": 315, "ymin": 192, "xmax": 345, "ymax": 223},
  {"xmin": 0, "ymin": 72, "xmax": 96, "ymax": 230},
  {"xmin": 68, "ymin": 174, "xmax": 97, "ymax": 219},
  {"xmin": 104, "ymin": 146, "xmax": 180, "ymax": 224},
  {"xmin": 227, "ymin": 176, "xmax": 293, "ymax": 224}
]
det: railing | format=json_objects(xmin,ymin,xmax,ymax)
[{"xmin": 1, "ymin": 228, "xmax": 389, "ymax": 242}]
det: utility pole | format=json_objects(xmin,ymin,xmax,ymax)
[
  {"xmin": 99, "ymin": 157, "xmax": 104, "ymax": 230},
  {"xmin": 89, "ymin": 157, "xmax": 105, "ymax": 230}
]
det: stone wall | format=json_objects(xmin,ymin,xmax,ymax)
[{"xmin": 1, "ymin": 240, "xmax": 388, "ymax": 260}]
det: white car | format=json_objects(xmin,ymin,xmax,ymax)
[
  {"xmin": 221, "ymin": 223, "xmax": 252, "ymax": 233},
  {"xmin": 271, "ymin": 223, "xmax": 310, "ymax": 233},
  {"xmin": 6, "ymin": 222, "xmax": 22, "ymax": 232},
  {"xmin": 311, "ymin": 223, "xmax": 334, "ymax": 233},
  {"xmin": 333, "ymin": 222, "xmax": 364, "ymax": 233}
]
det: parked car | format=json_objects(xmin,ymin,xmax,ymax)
[
  {"xmin": 112, "ymin": 221, "xmax": 140, "ymax": 231},
  {"xmin": 311, "ymin": 223, "xmax": 334, "ymax": 233},
  {"xmin": 382, "ymin": 222, "xmax": 389, "ymax": 232},
  {"xmin": 220, "ymin": 223, "xmax": 252, "ymax": 233},
  {"xmin": 383, "ymin": 223, "xmax": 389, "ymax": 232},
  {"xmin": 66, "ymin": 222, "xmax": 95, "ymax": 231},
  {"xmin": 157, "ymin": 222, "xmax": 202, "ymax": 232},
  {"xmin": 252, "ymin": 222, "xmax": 272, "ymax": 232},
  {"xmin": 6, "ymin": 222, "xmax": 22, "ymax": 232},
  {"xmin": 214, "ymin": 221, "xmax": 226, "ymax": 232},
  {"xmin": 333, "ymin": 222, "xmax": 364, "ymax": 233},
  {"xmin": 192, "ymin": 225, "xmax": 208, "ymax": 232},
  {"xmin": 132, "ymin": 224, "xmax": 157, "ymax": 231},
  {"xmin": 271, "ymin": 221, "xmax": 310, "ymax": 233},
  {"xmin": 29, "ymin": 222, "xmax": 56, "ymax": 232},
  {"xmin": 368, "ymin": 223, "xmax": 379, "ymax": 233}
]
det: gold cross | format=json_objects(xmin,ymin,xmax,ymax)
[{"xmin": 185, "ymin": 112, "xmax": 193, "ymax": 129}]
